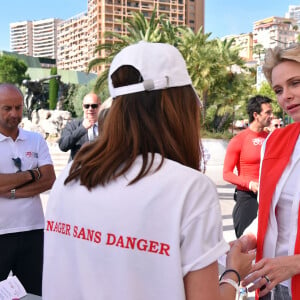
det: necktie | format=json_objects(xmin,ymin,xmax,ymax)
[
  {"xmin": 88, "ymin": 124, "xmax": 98, "ymax": 141},
  {"xmin": 93, "ymin": 124, "xmax": 98, "ymax": 138}
]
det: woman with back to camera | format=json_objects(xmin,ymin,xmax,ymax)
[
  {"xmin": 42, "ymin": 41, "xmax": 255, "ymax": 300},
  {"xmin": 243, "ymin": 44, "xmax": 300, "ymax": 299}
]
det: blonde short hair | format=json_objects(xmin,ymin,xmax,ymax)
[{"xmin": 263, "ymin": 43, "xmax": 300, "ymax": 83}]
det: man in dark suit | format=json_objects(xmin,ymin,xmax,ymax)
[{"xmin": 59, "ymin": 93, "xmax": 101, "ymax": 161}]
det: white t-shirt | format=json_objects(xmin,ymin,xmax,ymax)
[
  {"xmin": 43, "ymin": 154, "xmax": 228, "ymax": 300},
  {"xmin": 0, "ymin": 128, "xmax": 53, "ymax": 234}
]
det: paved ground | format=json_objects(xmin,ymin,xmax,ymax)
[{"xmin": 42, "ymin": 141, "xmax": 254, "ymax": 298}]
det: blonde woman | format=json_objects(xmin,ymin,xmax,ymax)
[{"xmin": 243, "ymin": 44, "xmax": 300, "ymax": 299}]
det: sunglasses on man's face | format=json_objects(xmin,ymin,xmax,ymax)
[
  {"xmin": 12, "ymin": 157, "xmax": 22, "ymax": 172},
  {"xmin": 83, "ymin": 104, "xmax": 99, "ymax": 109}
]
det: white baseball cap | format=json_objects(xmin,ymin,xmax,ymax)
[{"xmin": 108, "ymin": 41, "xmax": 194, "ymax": 98}]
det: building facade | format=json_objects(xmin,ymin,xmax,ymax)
[
  {"xmin": 57, "ymin": 0, "xmax": 204, "ymax": 72},
  {"xmin": 10, "ymin": 18, "xmax": 61, "ymax": 60},
  {"xmin": 222, "ymin": 33, "xmax": 254, "ymax": 61},
  {"xmin": 286, "ymin": 5, "xmax": 300, "ymax": 28},
  {"xmin": 253, "ymin": 16, "xmax": 298, "ymax": 52},
  {"xmin": 57, "ymin": 13, "xmax": 89, "ymax": 71},
  {"xmin": 32, "ymin": 18, "xmax": 62, "ymax": 59},
  {"xmin": 10, "ymin": 0, "xmax": 204, "ymax": 72},
  {"xmin": 10, "ymin": 21, "xmax": 33, "ymax": 56}
]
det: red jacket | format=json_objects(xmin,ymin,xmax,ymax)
[{"xmin": 256, "ymin": 122, "xmax": 300, "ymax": 299}]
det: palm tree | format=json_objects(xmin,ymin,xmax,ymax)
[
  {"xmin": 253, "ymin": 43, "xmax": 264, "ymax": 62},
  {"xmin": 216, "ymin": 38, "xmax": 246, "ymax": 69},
  {"xmin": 87, "ymin": 11, "xmax": 254, "ymax": 133},
  {"xmin": 211, "ymin": 38, "xmax": 253, "ymax": 131},
  {"xmin": 177, "ymin": 29, "xmax": 253, "ymax": 130},
  {"xmin": 258, "ymin": 81, "xmax": 282, "ymax": 116},
  {"xmin": 177, "ymin": 27, "xmax": 218, "ymax": 123},
  {"xmin": 88, "ymin": 10, "xmax": 181, "ymax": 93}
]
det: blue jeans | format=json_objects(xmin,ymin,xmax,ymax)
[{"xmin": 259, "ymin": 284, "xmax": 291, "ymax": 300}]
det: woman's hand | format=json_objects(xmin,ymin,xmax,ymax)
[
  {"xmin": 229, "ymin": 233, "xmax": 257, "ymax": 252},
  {"xmin": 242, "ymin": 255, "xmax": 300, "ymax": 297},
  {"xmin": 226, "ymin": 238, "xmax": 256, "ymax": 280},
  {"xmin": 238, "ymin": 233, "xmax": 257, "ymax": 252}
]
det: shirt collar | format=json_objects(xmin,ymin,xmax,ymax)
[{"xmin": 0, "ymin": 127, "xmax": 26, "ymax": 142}]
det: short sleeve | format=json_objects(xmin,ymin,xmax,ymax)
[
  {"xmin": 180, "ymin": 176, "xmax": 229, "ymax": 276},
  {"xmin": 37, "ymin": 136, "xmax": 53, "ymax": 167}
]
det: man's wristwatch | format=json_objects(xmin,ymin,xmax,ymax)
[{"xmin": 10, "ymin": 189, "xmax": 16, "ymax": 200}]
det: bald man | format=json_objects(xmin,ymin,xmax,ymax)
[
  {"xmin": 59, "ymin": 93, "xmax": 101, "ymax": 161},
  {"xmin": 0, "ymin": 83, "xmax": 55, "ymax": 295}
]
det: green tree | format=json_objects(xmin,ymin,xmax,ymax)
[
  {"xmin": 59, "ymin": 83, "xmax": 77, "ymax": 117},
  {"xmin": 69, "ymin": 79, "xmax": 109, "ymax": 118},
  {"xmin": 178, "ymin": 31, "xmax": 253, "ymax": 131},
  {"xmin": 88, "ymin": 10, "xmax": 182, "ymax": 92},
  {"xmin": 177, "ymin": 27, "xmax": 218, "ymax": 123},
  {"xmin": 48, "ymin": 67, "xmax": 59, "ymax": 110},
  {"xmin": 88, "ymin": 11, "xmax": 255, "ymax": 133},
  {"xmin": 0, "ymin": 55, "xmax": 29, "ymax": 85},
  {"xmin": 253, "ymin": 43, "xmax": 265, "ymax": 62},
  {"xmin": 209, "ymin": 71, "xmax": 254, "ymax": 132},
  {"xmin": 210, "ymin": 39, "xmax": 254, "ymax": 130},
  {"xmin": 258, "ymin": 81, "xmax": 283, "ymax": 117}
]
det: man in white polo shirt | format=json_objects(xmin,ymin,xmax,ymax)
[{"xmin": 0, "ymin": 83, "xmax": 56, "ymax": 296}]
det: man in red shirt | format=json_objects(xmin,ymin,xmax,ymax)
[{"xmin": 223, "ymin": 95, "xmax": 273, "ymax": 237}]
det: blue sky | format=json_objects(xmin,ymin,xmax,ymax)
[
  {"xmin": 0, "ymin": 0, "xmax": 87, "ymax": 51},
  {"xmin": 206, "ymin": 0, "xmax": 299, "ymax": 38},
  {"xmin": 0, "ymin": 0, "xmax": 299, "ymax": 51}
]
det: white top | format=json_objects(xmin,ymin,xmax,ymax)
[
  {"xmin": 43, "ymin": 154, "xmax": 229, "ymax": 300},
  {"xmin": 0, "ymin": 128, "xmax": 53, "ymax": 235},
  {"xmin": 263, "ymin": 136, "xmax": 300, "ymax": 291}
]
